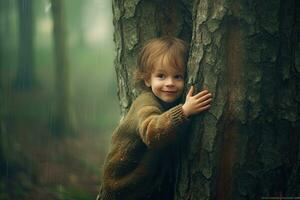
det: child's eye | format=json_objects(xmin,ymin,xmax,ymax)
[
  {"xmin": 156, "ymin": 74, "xmax": 165, "ymax": 79},
  {"xmin": 174, "ymin": 75, "xmax": 183, "ymax": 80}
]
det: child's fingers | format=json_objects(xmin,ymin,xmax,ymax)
[
  {"xmin": 198, "ymin": 104, "xmax": 211, "ymax": 112},
  {"xmin": 196, "ymin": 93, "xmax": 212, "ymax": 103},
  {"xmin": 187, "ymin": 86, "xmax": 194, "ymax": 97},
  {"xmin": 197, "ymin": 98, "xmax": 212, "ymax": 108},
  {"xmin": 194, "ymin": 90, "xmax": 210, "ymax": 98},
  {"xmin": 194, "ymin": 91, "xmax": 212, "ymax": 100}
]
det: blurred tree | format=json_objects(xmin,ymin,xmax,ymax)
[
  {"xmin": 0, "ymin": 0, "xmax": 8, "ymax": 74},
  {"xmin": 0, "ymin": 0, "xmax": 9, "ymax": 188},
  {"xmin": 50, "ymin": 0, "xmax": 74, "ymax": 135},
  {"xmin": 0, "ymin": 2, "xmax": 4, "ymax": 88},
  {"xmin": 67, "ymin": 0, "xmax": 86, "ymax": 47},
  {"xmin": 14, "ymin": 0, "xmax": 37, "ymax": 89},
  {"xmin": 112, "ymin": 0, "xmax": 300, "ymax": 199}
]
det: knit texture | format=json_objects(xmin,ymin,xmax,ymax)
[{"xmin": 97, "ymin": 92, "xmax": 188, "ymax": 200}]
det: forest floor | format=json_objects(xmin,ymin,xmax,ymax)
[{"xmin": 1, "ymin": 88, "xmax": 111, "ymax": 200}]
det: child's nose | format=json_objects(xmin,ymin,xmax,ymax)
[{"xmin": 165, "ymin": 78, "xmax": 175, "ymax": 86}]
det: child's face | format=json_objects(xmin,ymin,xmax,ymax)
[{"xmin": 145, "ymin": 59, "xmax": 185, "ymax": 103}]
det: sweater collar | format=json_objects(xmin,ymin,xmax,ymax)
[{"xmin": 150, "ymin": 92, "xmax": 182, "ymax": 110}]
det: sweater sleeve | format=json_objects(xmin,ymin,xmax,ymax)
[{"xmin": 137, "ymin": 104, "xmax": 187, "ymax": 149}]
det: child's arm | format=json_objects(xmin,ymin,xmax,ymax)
[
  {"xmin": 137, "ymin": 104, "xmax": 187, "ymax": 149},
  {"xmin": 137, "ymin": 86, "xmax": 212, "ymax": 149}
]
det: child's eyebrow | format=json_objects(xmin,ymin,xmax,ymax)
[
  {"xmin": 154, "ymin": 69, "xmax": 166, "ymax": 73},
  {"xmin": 154, "ymin": 69, "xmax": 184, "ymax": 75}
]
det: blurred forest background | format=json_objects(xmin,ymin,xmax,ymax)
[{"xmin": 0, "ymin": 0, "xmax": 119, "ymax": 199}]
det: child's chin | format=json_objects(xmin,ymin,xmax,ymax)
[{"xmin": 161, "ymin": 97, "xmax": 177, "ymax": 103}]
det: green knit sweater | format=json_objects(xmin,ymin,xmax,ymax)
[{"xmin": 97, "ymin": 91, "xmax": 188, "ymax": 200}]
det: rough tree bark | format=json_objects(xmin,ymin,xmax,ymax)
[
  {"xmin": 112, "ymin": 0, "xmax": 300, "ymax": 199},
  {"xmin": 112, "ymin": 0, "xmax": 193, "ymax": 116}
]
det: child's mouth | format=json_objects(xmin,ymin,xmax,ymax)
[{"xmin": 163, "ymin": 91, "xmax": 177, "ymax": 94}]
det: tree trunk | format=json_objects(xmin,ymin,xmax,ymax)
[
  {"xmin": 14, "ymin": 0, "xmax": 37, "ymax": 89},
  {"xmin": 112, "ymin": 0, "xmax": 193, "ymax": 116},
  {"xmin": 68, "ymin": 0, "xmax": 86, "ymax": 47},
  {"xmin": 113, "ymin": 0, "xmax": 300, "ymax": 199},
  {"xmin": 0, "ymin": 0, "xmax": 8, "ymax": 73},
  {"xmin": 50, "ymin": 0, "xmax": 73, "ymax": 135},
  {"xmin": 176, "ymin": 0, "xmax": 300, "ymax": 199}
]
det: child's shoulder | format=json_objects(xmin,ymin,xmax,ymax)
[
  {"xmin": 134, "ymin": 91, "xmax": 157, "ymax": 104},
  {"xmin": 121, "ymin": 91, "xmax": 162, "ymax": 121}
]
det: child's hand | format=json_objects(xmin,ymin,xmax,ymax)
[{"xmin": 182, "ymin": 86, "xmax": 213, "ymax": 117}]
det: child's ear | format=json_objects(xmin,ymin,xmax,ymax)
[{"xmin": 144, "ymin": 79, "xmax": 151, "ymax": 87}]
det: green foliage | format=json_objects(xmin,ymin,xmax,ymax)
[
  {"xmin": 52, "ymin": 185, "xmax": 94, "ymax": 200},
  {"xmin": 0, "ymin": 172, "xmax": 33, "ymax": 200},
  {"xmin": 0, "ymin": 182, "xmax": 9, "ymax": 200}
]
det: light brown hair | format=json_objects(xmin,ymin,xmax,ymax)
[{"xmin": 134, "ymin": 36, "xmax": 189, "ymax": 89}]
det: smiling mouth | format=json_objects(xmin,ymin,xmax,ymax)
[{"xmin": 163, "ymin": 91, "xmax": 177, "ymax": 94}]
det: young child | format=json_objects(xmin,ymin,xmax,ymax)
[{"xmin": 97, "ymin": 36, "xmax": 212, "ymax": 200}]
